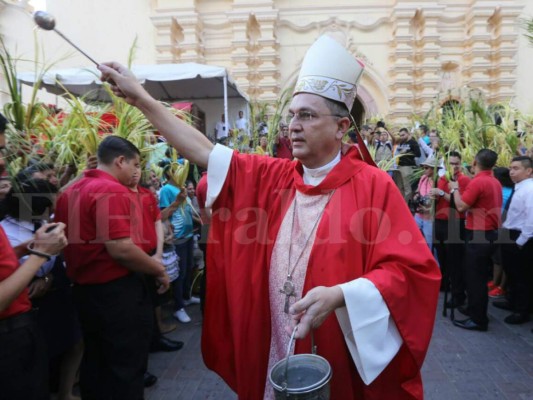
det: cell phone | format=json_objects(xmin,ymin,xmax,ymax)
[{"xmin": 45, "ymin": 224, "xmax": 58, "ymax": 233}]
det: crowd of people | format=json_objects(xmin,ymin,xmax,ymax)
[
  {"xmin": 0, "ymin": 32, "xmax": 531, "ymax": 400},
  {"xmin": 0, "ymin": 113, "xmax": 209, "ymax": 399}
]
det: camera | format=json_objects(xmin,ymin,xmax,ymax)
[{"xmin": 409, "ymin": 194, "xmax": 431, "ymax": 214}]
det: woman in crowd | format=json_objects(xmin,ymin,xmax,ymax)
[{"xmin": 413, "ymin": 157, "xmax": 438, "ymax": 249}]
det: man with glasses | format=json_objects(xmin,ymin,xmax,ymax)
[
  {"xmin": 99, "ymin": 34, "xmax": 440, "ymax": 400},
  {"xmin": 430, "ymin": 151, "xmax": 471, "ymax": 305}
]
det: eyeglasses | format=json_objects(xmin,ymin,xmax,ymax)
[{"xmin": 287, "ymin": 110, "xmax": 342, "ymax": 123}]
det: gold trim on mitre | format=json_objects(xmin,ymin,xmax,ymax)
[{"xmin": 294, "ymin": 35, "xmax": 365, "ymax": 110}]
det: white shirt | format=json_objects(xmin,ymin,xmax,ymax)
[
  {"xmin": 215, "ymin": 121, "xmax": 227, "ymax": 139},
  {"xmin": 0, "ymin": 216, "xmax": 56, "ymax": 276},
  {"xmin": 205, "ymin": 144, "xmax": 402, "ymax": 385},
  {"xmin": 235, "ymin": 117, "xmax": 249, "ymax": 135},
  {"xmin": 503, "ymin": 177, "xmax": 533, "ymax": 247}
]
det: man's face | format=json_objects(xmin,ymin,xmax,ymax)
[
  {"xmin": 448, "ymin": 156, "xmax": 461, "ymax": 175},
  {"xmin": 187, "ymin": 183, "xmax": 195, "ymax": 198},
  {"xmin": 380, "ymin": 132, "xmax": 388, "ymax": 142},
  {"xmin": 288, "ymin": 93, "xmax": 343, "ymax": 168},
  {"xmin": 239, "ymin": 111, "xmax": 243, "ymax": 118},
  {"xmin": 509, "ymin": 161, "xmax": 532, "ymax": 184},
  {"xmin": 260, "ymin": 136, "xmax": 268, "ymax": 147},
  {"xmin": 281, "ymin": 125, "xmax": 289, "ymax": 137},
  {"xmin": 399, "ymin": 131, "xmax": 409, "ymax": 143},
  {"xmin": 221, "ymin": 114, "xmax": 225, "ymax": 122},
  {"xmin": 119, "ymin": 155, "xmax": 141, "ymax": 186}
]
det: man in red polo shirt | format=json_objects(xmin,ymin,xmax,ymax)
[
  {"xmin": 448, "ymin": 149, "xmax": 502, "ymax": 331},
  {"xmin": 55, "ymin": 136, "xmax": 169, "ymax": 400},
  {"xmin": 430, "ymin": 151, "xmax": 471, "ymax": 308}
]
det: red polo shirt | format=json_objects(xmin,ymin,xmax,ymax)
[
  {"xmin": 136, "ymin": 186, "xmax": 161, "ymax": 254},
  {"xmin": 435, "ymin": 173, "xmax": 471, "ymax": 221},
  {"xmin": 461, "ymin": 170, "xmax": 502, "ymax": 231},
  {"xmin": 55, "ymin": 169, "xmax": 144, "ymax": 284},
  {"xmin": 276, "ymin": 137, "xmax": 293, "ymax": 160},
  {"xmin": 0, "ymin": 227, "xmax": 31, "ymax": 319}
]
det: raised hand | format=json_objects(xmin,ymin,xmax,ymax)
[{"xmin": 98, "ymin": 62, "xmax": 150, "ymax": 106}]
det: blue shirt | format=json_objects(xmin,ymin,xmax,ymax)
[
  {"xmin": 159, "ymin": 184, "xmax": 194, "ymax": 239},
  {"xmin": 501, "ymin": 186, "xmax": 513, "ymax": 215}
]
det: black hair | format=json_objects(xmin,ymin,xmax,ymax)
[
  {"xmin": 16, "ymin": 163, "xmax": 54, "ymax": 183},
  {"xmin": 399, "ymin": 127, "xmax": 409, "ymax": 134},
  {"xmin": 0, "ymin": 178, "xmax": 57, "ymax": 221},
  {"xmin": 493, "ymin": 167, "xmax": 513, "ymax": 188},
  {"xmin": 362, "ymin": 125, "xmax": 371, "ymax": 131},
  {"xmin": 376, "ymin": 120, "xmax": 386, "ymax": 129},
  {"xmin": 419, "ymin": 124, "xmax": 428, "ymax": 134},
  {"xmin": 475, "ymin": 149, "xmax": 498, "ymax": 170},
  {"xmin": 0, "ymin": 113, "xmax": 7, "ymax": 133},
  {"xmin": 511, "ymin": 155, "xmax": 533, "ymax": 170},
  {"xmin": 348, "ymin": 131, "xmax": 358, "ymax": 143},
  {"xmin": 97, "ymin": 136, "xmax": 140, "ymax": 165},
  {"xmin": 448, "ymin": 150, "xmax": 462, "ymax": 160}
]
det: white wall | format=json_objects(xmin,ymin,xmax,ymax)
[{"xmin": 194, "ymin": 97, "xmax": 249, "ymax": 139}]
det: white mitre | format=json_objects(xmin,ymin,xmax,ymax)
[{"xmin": 293, "ymin": 34, "xmax": 365, "ymax": 110}]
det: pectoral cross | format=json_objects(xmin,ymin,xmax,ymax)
[{"xmin": 280, "ymin": 279, "xmax": 296, "ymax": 314}]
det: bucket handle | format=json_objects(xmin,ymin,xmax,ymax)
[{"xmin": 282, "ymin": 325, "xmax": 318, "ymax": 391}]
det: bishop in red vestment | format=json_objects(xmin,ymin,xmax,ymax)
[
  {"xmin": 201, "ymin": 143, "xmax": 440, "ymax": 399},
  {"xmin": 99, "ymin": 33, "xmax": 441, "ymax": 400}
]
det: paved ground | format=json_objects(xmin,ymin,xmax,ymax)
[{"xmin": 145, "ymin": 294, "xmax": 533, "ymax": 400}]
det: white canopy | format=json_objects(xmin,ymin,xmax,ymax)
[
  {"xmin": 18, "ymin": 63, "xmax": 248, "ymax": 102},
  {"xmin": 18, "ymin": 63, "xmax": 249, "ymax": 136}
]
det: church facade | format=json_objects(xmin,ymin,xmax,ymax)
[{"xmin": 1, "ymin": 0, "xmax": 532, "ymax": 125}]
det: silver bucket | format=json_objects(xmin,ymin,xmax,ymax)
[{"xmin": 268, "ymin": 327, "xmax": 332, "ymax": 400}]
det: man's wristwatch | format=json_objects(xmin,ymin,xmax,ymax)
[
  {"xmin": 450, "ymin": 188, "xmax": 458, "ymax": 194},
  {"xmin": 438, "ymin": 190, "xmax": 445, "ymax": 197}
]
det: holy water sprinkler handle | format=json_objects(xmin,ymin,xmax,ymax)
[
  {"xmin": 33, "ymin": 11, "xmax": 99, "ymax": 67},
  {"xmin": 52, "ymin": 29, "xmax": 99, "ymax": 66}
]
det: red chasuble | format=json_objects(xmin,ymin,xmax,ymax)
[{"xmin": 202, "ymin": 146, "xmax": 441, "ymax": 400}]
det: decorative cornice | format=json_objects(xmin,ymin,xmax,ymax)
[{"xmin": 278, "ymin": 16, "xmax": 390, "ymax": 33}]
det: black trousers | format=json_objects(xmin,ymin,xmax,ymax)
[
  {"xmin": 464, "ymin": 229, "xmax": 498, "ymax": 326},
  {"xmin": 501, "ymin": 229, "xmax": 533, "ymax": 314},
  {"xmin": 73, "ymin": 273, "xmax": 153, "ymax": 400},
  {"xmin": 434, "ymin": 219, "xmax": 467, "ymax": 302},
  {"xmin": 0, "ymin": 312, "xmax": 49, "ymax": 400}
]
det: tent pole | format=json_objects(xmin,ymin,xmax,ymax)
[{"xmin": 223, "ymin": 73, "xmax": 229, "ymax": 137}]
